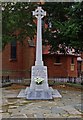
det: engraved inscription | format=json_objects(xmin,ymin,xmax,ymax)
[
  {"xmin": 28, "ymin": 91, "xmax": 34, "ymax": 98},
  {"xmin": 32, "ymin": 67, "xmax": 47, "ymax": 78},
  {"xmin": 36, "ymin": 91, "xmax": 42, "ymax": 98},
  {"xmin": 44, "ymin": 91, "xmax": 50, "ymax": 98}
]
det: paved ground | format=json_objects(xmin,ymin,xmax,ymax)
[{"xmin": 1, "ymin": 84, "xmax": 83, "ymax": 119}]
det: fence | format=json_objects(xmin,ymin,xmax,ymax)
[
  {"xmin": 1, "ymin": 76, "xmax": 83, "ymax": 86},
  {"xmin": 2, "ymin": 76, "xmax": 10, "ymax": 83},
  {"xmin": 49, "ymin": 77, "xmax": 82, "ymax": 84}
]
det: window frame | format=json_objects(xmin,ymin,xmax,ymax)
[
  {"xmin": 71, "ymin": 57, "xmax": 74, "ymax": 64},
  {"xmin": 10, "ymin": 40, "xmax": 17, "ymax": 60},
  {"xmin": 55, "ymin": 56, "xmax": 61, "ymax": 64}
]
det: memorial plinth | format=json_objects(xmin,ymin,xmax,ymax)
[
  {"xmin": 27, "ymin": 7, "xmax": 52, "ymax": 99},
  {"xmin": 17, "ymin": 7, "xmax": 62, "ymax": 100},
  {"xmin": 27, "ymin": 65, "xmax": 52, "ymax": 99}
]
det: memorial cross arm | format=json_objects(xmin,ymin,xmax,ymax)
[{"xmin": 33, "ymin": 7, "xmax": 46, "ymax": 19}]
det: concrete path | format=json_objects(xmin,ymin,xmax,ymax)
[{"xmin": 1, "ymin": 85, "xmax": 82, "ymax": 119}]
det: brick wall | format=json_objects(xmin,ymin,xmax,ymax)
[
  {"xmin": 2, "ymin": 42, "xmax": 23, "ymax": 79},
  {"xmin": 43, "ymin": 54, "xmax": 78, "ymax": 78},
  {"xmin": 67, "ymin": 56, "xmax": 78, "ymax": 77},
  {"xmin": 81, "ymin": 52, "xmax": 83, "ymax": 72},
  {"xmin": 2, "ymin": 39, "xmax": 35, "ymax": 79},
  {"xmin": 2, "ymin": 41, "xmax": 78, "ymax": 79},
  {"xmin": 22, "ymin": 39, "xmax": 35, "ymax": 78}
]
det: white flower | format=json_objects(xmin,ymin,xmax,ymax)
[{"xmin": 34, "ymin": 77, "xmax": 44, "ymax": 84}]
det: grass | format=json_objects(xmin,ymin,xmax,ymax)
[{"xmin": 48, "ymin": 80, "xmax": 82, "ymax": 91}]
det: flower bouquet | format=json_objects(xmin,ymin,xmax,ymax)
[{"xmin": 34, "ymin": 77, "xmax": 44, "ymax": 85}]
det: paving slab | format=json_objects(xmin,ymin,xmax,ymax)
[
  {"xmin": 9, "ymin": 105, "xmax": 19, "ymax": 109},
  {"xmin": 2, "ymin": 86, "xmax": 82, "ymax": 119},
  {"xmin": 10, "ymin": 113, "xmax": 27, "ymax": 118},
  {"xmin": 60, "ymin": 113, "xmax": 70, "ymax": 118},
  {"xmin": 2, "ymin": 113, "xmax": 10, "ymax": 118},
  {"xmin": 74, "ymin": 104, "xmax": 83, "ymax": 112},
  {"xmin": 21, "ymin": 107, "xmax": 51, "ymax": 114},
  {"xmin": 62, "ymin": 105, "xmax": 82, "ymax": 115},
  {"xmin": 67, "ymin": 114, "xmax": 82, "ymax": 118},
  {"xmin": 8, "ymin": 108, "xmax": 18, "ymax": 114},
  {"xmin": 44, "ymin": 113, "xmax": 60, "ymax": 118},
  {"xmin": 2, "ymin": 99, "xmax": 8, "ymax": 106},
  {"xmin": 0, "ymin": 113, "xmax": 2, "ymax": 120},
  {"xmin": 26, "ymin": 114, "xmax": 34, "ymax": 118},
  {"xmin": 2, "ymin": 105, "xmax": 9, "ymax": 113},
  {"xmin": 34, "ymin": 113, "xmax": 44, "ymax": 118},
  {"xmin": 0, "ymin": 110, "xmax": 3, "ymax": 113},
  {"xmin": 51, "ymin": 107, "xmax": 67, "ymax": 114}
]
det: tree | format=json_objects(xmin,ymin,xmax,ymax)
[
  {"xmin": 42, "ymin": 2, "xmax": 83, "ymax": 53},
  {"xmin": 2, "ymin": 2, "xmax": 37, "ymax": 48},
  {"xmin": 2, "ymin": 2, "xmax": 83, "ymax": 53}
]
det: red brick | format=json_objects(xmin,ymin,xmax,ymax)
[{"xmin": 2, "ymin": 41, "xmax": 78, "ymax": 79}]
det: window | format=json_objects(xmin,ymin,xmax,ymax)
[
  {"xmin": 56, "ymin": 56, "xmax": 61, "ymax": 63},
  {"xmin": 11, "ymin": 40, "xmax": 16, "ymax": 60},
  {"xmin": 71, "ymin": 57, "xmax": 74, "ymax": 64}
]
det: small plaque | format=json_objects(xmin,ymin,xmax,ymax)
[{"xmin": 71, "ymin": 64, "xmax": 74, "ymax": 71}]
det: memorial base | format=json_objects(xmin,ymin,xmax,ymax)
[
  {"xmin": 17, "ymin": 87, "xmax": 62, "ymax": 100},
  {"xmin": 17, "ymin": 65, "xmax": 62, "ymax": 100},
  {"xmin": 26, "ymin": 89, "xmax": 52, "ymax": 100}
]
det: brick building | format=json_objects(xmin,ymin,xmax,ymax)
[
  {"xmin": 2, "ymin": 39, "xmax": 35, "ymax": 79},
  {"xmin": 81, "ymin": 53, "xmax": 83, "ymax": 72},
  {"xmin": 2, "ymin": 37, "xmax": 80, "ymax": 80},
  {"xmin": 43, "ymin": 54, "xmax": 78, "ymax": 78},
  {"xmin": 77, "ymin": 52, "xmax": 83, "ymax": 77}
]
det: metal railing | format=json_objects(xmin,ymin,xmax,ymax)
[{"xmin": 1, "ymin": 76, "xmax": 83, "ymax": 87}]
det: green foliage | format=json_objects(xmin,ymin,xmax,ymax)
[
  {"xmin": 42, "ymin": 2, "xmax": 83, "ymax": 52},
  {"xmin": 2, "ymin": 2, "xmax": 83, "ymax": 52},
  {"xmin": 2, "ymin": 2, "xmax": 37, "ymax": 48}
]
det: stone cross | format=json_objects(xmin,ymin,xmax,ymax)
[
  {"xmin": 33, "ymin": 7, "xmax": 46, "ymax": 66},
  {"xmin": 17, "ymin": 7, "xmax": 62, "ymax": 100}
]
